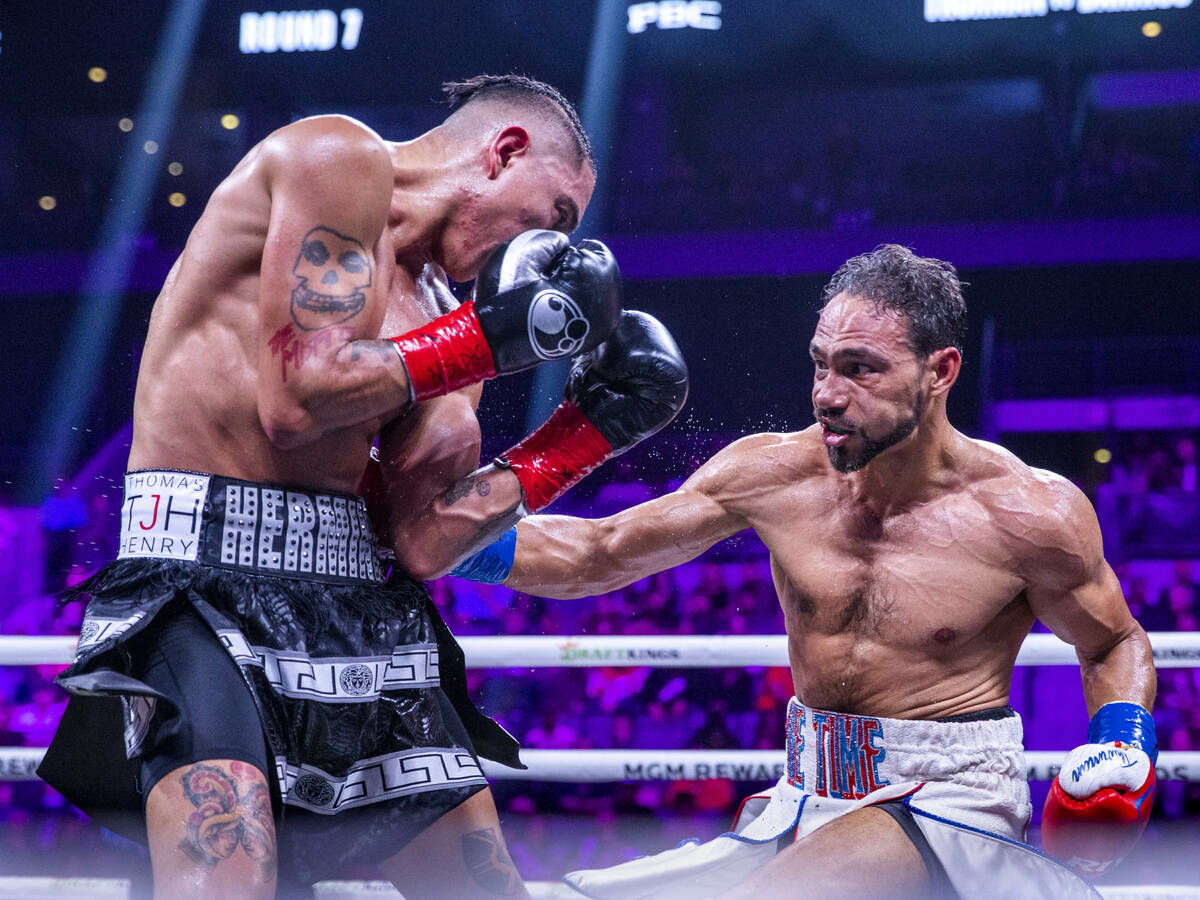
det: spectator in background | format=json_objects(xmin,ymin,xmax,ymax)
[
  {"xmin": 524, "ymin": 711, "xmax": 581, "ymax": 749},
  {"xmin": 1161, "ymin": 560, "xmax": 1199, "ymax": 629},
  {"xmin": 1175, "ymin": 436, "xmax": 1197, "ymax": 492},
  {"xmin": 9, "ymin": 684, "xmax": 68, "ymax": 748}
]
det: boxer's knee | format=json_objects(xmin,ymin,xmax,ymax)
[
  {"xmin": 145, "ymin": 758, "xmax": 277, "ymax": 900},
  {"xmin": 718, "ymin": 806, "xmax": 930, "ymax": 900},
  {"xmin": 378, "ymin": 787, "xmax": 531, "ymax": 900}
]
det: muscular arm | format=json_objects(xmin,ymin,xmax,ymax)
[
  {"xmin": 1022, "ymin": 473, "xmax": 1156, "ymax": 715},
  {"xmin": 376, "ymin": 386, "xmax": 531, "ymax": 580},
  {"xmin": 505, "ymin": 442, "xmax": 753, "ymax": 599},
  {"xmin": 256, "ymin": 117, "xmax": 413, "ymax": 449}
]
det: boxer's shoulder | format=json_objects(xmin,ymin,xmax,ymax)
[
  {"xmin": 966, "ymin": 438, "xmax": 1101, "ymax": 574},
  {"xmin": 962, "ymin": 436, "xmax": 1081, "ymax": 504},
  {"xmin": 264, "ymin": 113, "xmax": 387, "ymax": 153},
  {"xmin": 712, "ymin": 431, "xmax": 820, "ymax": 472},
  {"xmin": 257, "ymin": 115, "xmax": 392, "ymax": 192},
  {"xmin": 686, "ymin": 430, "xmax": 824, "ymax": 502}
]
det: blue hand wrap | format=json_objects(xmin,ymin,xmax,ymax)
[
  {"xmin": 1088, "ymin": 701, "xmax": 1158, "ymax": 765},
  {"xmin": 448, "ymin": 527, "xmax": 517, "ymax": 584}
]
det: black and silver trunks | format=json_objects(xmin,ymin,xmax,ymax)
[{"xmin": 40, "ymin": 469, "xmax": 520, "ymax": 886}]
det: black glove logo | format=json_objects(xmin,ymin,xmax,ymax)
[{"xmin": 527, "ymin": 289, "xmax": 590, "ymax": 360}]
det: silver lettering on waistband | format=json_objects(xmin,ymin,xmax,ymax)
[
  {"xmin": 257, "ymin": 488, "xmax": 285, "ymax": 571},
  {"xmin": 286, "ymin": 492, "xmax": 316, "ymax": 574},
  {"xmin": 315, "ymin": 495, "xmax": 333, "ymax": 576},
  {"xmin": 117, "ymin": 470, "xmax": 379, "ymax": 582},
  {"xmin": 348, "ymin": 501, "xmax": 363, "ymax": 580},
  {"xmin": 222, "ymin": 485, "xmax": 259, "ymax": 567},
  {"xmin": 332, "ymin": 497, "xmax": 349, "ymax": 578}
]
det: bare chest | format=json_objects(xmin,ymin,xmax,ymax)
[
  {"xmin": 379, "ymin": 259, "xmax": 460, "ymax": 337},
  {"xmin": 762, "ymin": 496, "xmax": 1026, "ymax": 647}
]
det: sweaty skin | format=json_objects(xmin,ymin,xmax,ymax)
[
  {"xmin": 129, "ymin": 114, "xmax": 593, "ymax": 572},
  {"xmin": 507, "ymin": 294, "xmax": 1155, "ymax": 720},
  {"xmin": 129, "ymin": 109, "xmax": 594, "ymax": 899}
]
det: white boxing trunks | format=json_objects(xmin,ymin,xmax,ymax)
[{"xmin": 563, "ymin": 698, "xmax": 1099, "ymax": 900}]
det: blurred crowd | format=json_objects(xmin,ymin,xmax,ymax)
[
  {"xmin": 608, "ymin": 121, "xmax": 1200, "ymax": 237},
  {"xmin": 1106, "ymin": 433, "xmax": 1200, "ymax": 496}
]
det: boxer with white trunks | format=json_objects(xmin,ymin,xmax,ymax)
[{"xmin": 455, "ymin": 244, "xmax": 1158, "ymax": 898}]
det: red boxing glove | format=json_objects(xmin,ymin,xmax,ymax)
[
  {"xmin": 499, "ymin": 401, "xmax": 614, "ymax": 511},
  {"xmin": 1042, "ymin": 741, "xmax": 1155, "ymax": 875},
  {"xmin": 389, "ymin": 301, "xmax": 496, "ymax": 401},
  {"xmin": 498, "ymin": 311, "xmax": 688, "ymax": 511}
]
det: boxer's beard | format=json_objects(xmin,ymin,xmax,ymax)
[{"xmin": 822, "ymin": 391, "xmax": 925, "ymax": 474}]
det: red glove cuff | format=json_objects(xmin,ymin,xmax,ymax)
[
  {"xmin": 389, "ymin": 301, "xmax": 497, "ymax": 401},
  {"xmin": 499, "ymin": 401, "xmax": 613, "ymax": 511}
]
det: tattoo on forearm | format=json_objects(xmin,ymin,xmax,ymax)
[
  {"xmin": 350, "ymin": 340, "xmax": 396, "ymax": 362},
  {"xmin": 443, "ymin": 474, "xmax": 493, "ymax": 507},
  {"xmin": 177, "ymin": 762, "xmax": 276, "ymax": 877},
  {"xmin": 290, "ymin": 226, "xmax": 371, "ymax": 330},
  {"xmin": 268, "ymin": 323, "xmax": 355, "ymax": 382},
  {"xmin": 461, "ymin": 827, "xmax": 521, "ymax": 895}
]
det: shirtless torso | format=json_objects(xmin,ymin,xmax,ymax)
[
  {"xmin": 129, "ymin": 115, "xmax": 451, "ymax": 492},
  {"xmin": 509, "ymin": 292, "xmax": 1149, "ymax": 723},
  {"xmin": 681, "ymin": 427, "xmax": 1117, "ymax": 719},
  {"xmin": 504, "ymin": 276, "xmax": 1154, "ymax": 897},
  {"xmin": 110, "ymin": 89, "xmax": 597, "ymax": 900},
  {"xmin": 512, "ymin": 424, "xmax": 1140, "ymax": 720}
]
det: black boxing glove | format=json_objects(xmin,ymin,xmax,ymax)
[
  {"xmin": 497, "ymin": 310, "xmax": 689, "ymax": 510},
  {"xmin": 389, "ymin": 230, "xmax": 622, "ymax": 401}
]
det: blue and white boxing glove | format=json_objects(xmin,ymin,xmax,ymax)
[{"xmin": 1041, "ymin": 702, "xmax": 1157, "ymax": 875}]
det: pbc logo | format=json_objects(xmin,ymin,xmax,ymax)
[
  {"xmin": 627, "ymin": 1, "xmax": 722, "ymax": 34},
  {"xmin": 527, "ymin": 289, "xmax": 590, "ymax": 359}
]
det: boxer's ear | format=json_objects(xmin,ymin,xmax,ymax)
[
  {"xmin": 926, "ymin": 347, "xmax": 961, "ymax": 397},
  {"xmin": 486, "ymin": 126, "xmax": 530, "ymax": 179}
]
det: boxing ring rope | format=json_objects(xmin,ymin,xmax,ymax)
[
  {"xmin": 2, "ymin": 630, "xmax": 1199, "ymax": 782},
  {"xmin": 3, "ymin": 745, "xmax": 1200, "ymax": 784},
  {"xmin": 4, "ymin": 629, "xmax": 1200, "ymax": 668},
  {"xmin": 2, "ymin": 630, "xmax": 1199, "ymax": 899}
]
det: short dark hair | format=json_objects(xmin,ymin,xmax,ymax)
[
  {"xmin": 822, "ymin": 244, "xmax": 967, "ymax": 357},
  {"xmin": 442, "ymin": 74, "xmax": 593, "ymax": 171}
]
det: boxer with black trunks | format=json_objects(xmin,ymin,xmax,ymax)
[
  {"xmin": 38, "ymin": 74, "xmax": 687, "ymax": 899},
  {"xmin": 455, "ymin": 244, "xmax": 1158, "ymax": 899}
]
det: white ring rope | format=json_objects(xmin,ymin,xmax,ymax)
[
  {"xmin": 2, "ymin": 631, "xmax": 1199, "ymax": 668},
  {"xmin": 3, "ymin": 746, "xmax": 1199, "ymax": 783}
]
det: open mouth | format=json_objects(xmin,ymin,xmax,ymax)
[{"xmin": 819, "ymin": 419, "xmax": 854, "ymax": 446}]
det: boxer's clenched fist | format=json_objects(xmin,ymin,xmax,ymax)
[{"xmin": 1042, "ymin": 702, "xmax": 1157, "ymax": 875}]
